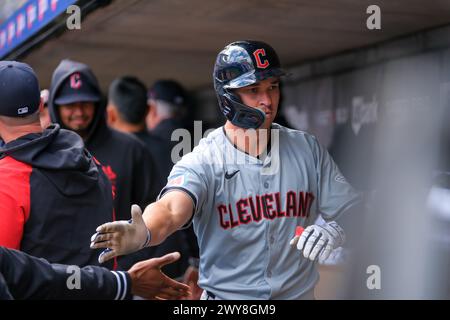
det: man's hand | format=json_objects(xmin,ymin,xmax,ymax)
[
  {"xmin": 90, "ymin": 205, "xmax": 151, "ymax": 264},
  {"xmin": 181, "ymin": 266, "xmax": 203, "ymax": 300},
  {"xmin": 289, "ymin": 221, "xmax": 345, "ymax": 264},
  {"xmin": 128, "ymin": 252, "xmax": 191, "ymax": 300}
]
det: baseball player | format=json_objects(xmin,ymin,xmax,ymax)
[{"xmin": 91, "ymin": 40, "xmax": 361, "ymax": 299}]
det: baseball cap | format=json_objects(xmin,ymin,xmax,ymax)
[
  {"xmin": 0, "ymin": 61, "xmax": 40, "ymax": 117},
  {"xmin": 54, "ymin": 72, "xmax": 101, "ymax": 105},
  {"xmin": 148, "ymin": 80, "xmax": 187, "ymax": 107}
]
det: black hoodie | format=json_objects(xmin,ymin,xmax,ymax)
[
  {"xmin": 0, "ymin": 124, "xmax": 114, "ymax": 269},
  {"xmin": 48, "ymin": 60, "xmax": 160, "ymax": 270},
  {"xmin": 48, "ymin": 60, "xmax": 158, "ymax": 217}
]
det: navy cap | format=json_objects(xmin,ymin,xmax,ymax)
[
  {"xmin": 54, "ymin": 72, "xmax": 101, "ymax": 105},
  {"xmin": 148, "ymin": 80, "xmax": 187, "ymax": 107},
  {"xmin": 0, "ymin": 61, "xmax": 40, "ymax": 117}
]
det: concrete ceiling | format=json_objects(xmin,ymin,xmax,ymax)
[{"xmin": 21, "ymin": 0, "xmax": 450, "ymax": 92}]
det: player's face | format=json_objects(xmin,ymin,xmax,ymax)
[
  {"xmin": 235, "ymin": 77, "xmax": 280, "ymax": 129},
  {"xmin": 59, "ymin": 101, "xmax": 96, "ymax": 131}
]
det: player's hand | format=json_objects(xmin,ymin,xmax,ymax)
[
  {"xmin": 90, "ymin": 204, "xmax": 151, "ymax": 264},
  {"xmin": 289, "ymin": 221, "xmax": 345, "ymax": 264},
  {"xmin": 128, "ymin": 252, "xmax": 191, "ymax": 300}
]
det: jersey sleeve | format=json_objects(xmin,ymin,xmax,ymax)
[
  {"xmin": 158, "ymin": 151, "xmax": 209, "ymax": 223},
  {"xmin": 311, "ymin": 136, "xmax": 361, "ymax": 221},
  {"xmin": 0, "ymin": 247, "xmax": 131, "ymax": 300}
]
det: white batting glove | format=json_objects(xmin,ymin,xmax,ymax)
[
  {"xmin": 90, "ymin": 204, "xmax": 151, "ymax": 264},
  {"xmin": 289, "ymin": 221, "xmax": 346, "ymax": 264}
]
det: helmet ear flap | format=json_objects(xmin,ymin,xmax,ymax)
[
  {"xmin": 216, "ymin": 85, "xmax": 235, "ymax": 119},
  {"xmin": 223, "ymin": 88, "xmax": 243, "ymax": 109},
  {"xmin": 223, "ymin": 89, "xmax": 265, "ymax": 129}
]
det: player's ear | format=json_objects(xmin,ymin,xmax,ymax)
[
  {"xmin": 38, "ymin": 98, "xmax": 44, "ymax": 112},
  {"xmin": 144, "ymin": 103, "xmax": 150, "ymax": 118},
  {"xmin": 148, "ymin": 100, "xmax": 157, "ymax": 116},
  {"xmin": 146, "ymin": 100, "xmax": 157, "ymax": 130},
  {"xmin": 106, "ymin": 104, "xmax": 117, "ymax": 126}
]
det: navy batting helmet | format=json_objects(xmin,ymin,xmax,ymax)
[{"xmin": 213, "ymin": 40, "xmax": 286, "ymax": 129}]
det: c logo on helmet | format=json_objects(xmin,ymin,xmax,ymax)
[
  {"xmin": 70, "ymin": 73, "xmax": 82, "ymax": 89},
  {"xmin": 253, "ymin": 48, "xmax": 270, "ymax": 69}
]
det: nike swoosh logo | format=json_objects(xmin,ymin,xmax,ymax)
[{"xmin": 225, "ymin": 170, "xmax": 240, "ymax": 180}]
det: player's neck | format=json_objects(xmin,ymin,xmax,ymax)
[
  {"xmin": 110, "ymin": 120, "xmax": 145, "ymax": 134},
  {"xmin": 0, "ymin": 122, "xmax": 43, "ymax": 144},
  {"xmin": 224, "ymin": 122, "xmax": 271, "ymax": 157}
]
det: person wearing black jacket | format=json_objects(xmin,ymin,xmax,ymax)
[
  {"xmin": 146, "ymin": 80, "xmax": 201, "ymax": 297},
  {"xmin": 0, "ymin": 247, "xmax": 189, "ymax": 300},
  {"xmin": 49, "ymin": 59, "xmax": 158, "ymax": 220},
  {"xmin": 107, "ymin": 76, "xmax": 173, "ymax": 199},
  {"xmin": 0, "ymin": 61, "xmax": 113, "ymax": 268},
  {"xmin": 106, "ymin": 76, "xmax": 191, "ymax": 279},
  {"xmin": 48, "ymin": 60, "xmax": 159, "ymax": 269},
  {"xmin": 146, "ymin": 79, "xmax": 192, "ymax": 152}
]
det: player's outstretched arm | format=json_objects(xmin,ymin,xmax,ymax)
[
  {"xmin": 142, "ymin": 190, "xmax": 194, "ymax": 246},
  {"xmin": 90, "ymin": 191, "xmax": 194, "ymax": 264}
]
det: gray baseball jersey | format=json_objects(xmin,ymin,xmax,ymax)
[{"xmin": 159, "ymin": 123, "xmax": 359, "ymax": 299}]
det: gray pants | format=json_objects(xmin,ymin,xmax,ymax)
[{"xmin": 200, "ymin": 289, "xmax": 316, "ymax": 300}]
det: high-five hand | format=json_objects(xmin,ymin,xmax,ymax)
[{"xmin": 90, "ymin": 204, "xmax": 151, "ymax": 263}]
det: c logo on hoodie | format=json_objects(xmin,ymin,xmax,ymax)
[{"xmin": 70, "ymin": 73, "xmax": 82, "ymax": 89}]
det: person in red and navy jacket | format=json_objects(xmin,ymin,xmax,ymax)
[{"xmin": 0, "ymin": 61, "xmax": 114, "ymax": 269}]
